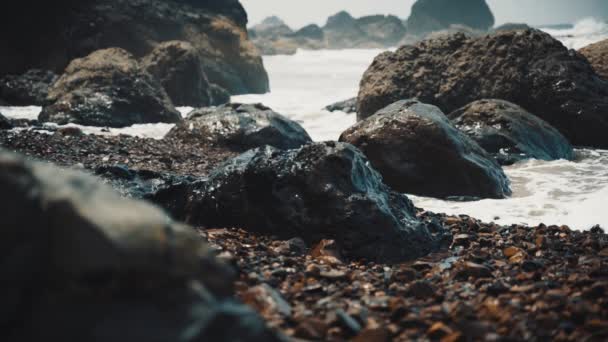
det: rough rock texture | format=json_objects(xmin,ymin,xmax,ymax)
[
  {"xmin": 449, "ymin": 99, "xmax": 575, "ymax": 165},
  {"xmin": 325, "ymin": 98, "xmax": 357, "ymax": 114},
  {"xmin": 39, "ymin": 48, "xmax": 181, "ymax": 127},
  {"xmin": 0, "ymin": 69, "xmax": 58, "ymax": 106},
  {"xmin": 341, "ymin": 100, "xmax": 511, "ymax": 199},
  {"xmin": 141, "ymin": 41, "xmax": 229, "ymax": 107},
  {"xmin": 0, "ymin": 0, "xmax": 269, "ymax": 95},
  {"xmin": 0, "ymin": 149, "xmax": 282, "ymax": 342},
  {"xmin": 155, "ymin": 142, "xmax": 442, "ymax": 263},
  {"xmin": 357, "ymin": 30, "xmax": 608, "ymax": 148},
  {"xmin": 579, "ymin": 39, "xmax": 608, "ymax": 79},
  {"xmin": 406, "ymin": 0, "xmax": 494, "ymax": 36},
  {"xmin": 166, "ymin": 103, "xmax": 312, "ymax": 151},
  {"xmin": 0, "ymin": 113, "xmax": 11, "ymax": 130}
]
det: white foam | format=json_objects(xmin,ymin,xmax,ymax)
[
  {"xmin": 0, "ymin": 106, "xmax": 41, "ymax": 120},
  {"xmin": 541, "ymin": 17, "xmax": 608, "ymax": 50}
]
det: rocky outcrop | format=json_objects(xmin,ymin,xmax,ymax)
[
  {"xmin": 0, "ymin": 149, "xmax": 281, "ymax": 341},
  {"xmin": 0, "ymin": 0, "xmax": 269, "ymax": 95},
  {"xmin": 325, "ymin": 98, "xmax": 357, "ymax": 114},
  {"xmin": 449, "ymin": 99, "xmax": 575, "ymax": 165},
  {"xmin": 39, "ymin": 48, "xmax": 181, "ymax": 127},
  {"xmin": 141, "ymin": 41, "xmax": 229, "ymax": 107},
  {"xmin": 340, "ymin": 100, "xmax": 511, "ymax": 199},
  {"xmin": 0, "ymin": 69, "xmax": 58, "ymax": 106},
  {"xmin": 579, "ymin": 39, "xmax": 608, "ymax": 79},
  {"xmin": 166, "ymin": 103, "xmax": 312, "ymax": 150},
  {"xmin": 292, "ymin": 24, "xmax": 324, "ymax": 40},
  {"xmin": 250, "ymin": 16, "xmax": 293, "ymax": 39},
  {"xmin": 153, "ymin": 142, "xmax": 442, "ymax": 263},
  {"xmin": 357, "ymin": 30, "xmax": 608, "ymax": 148},
  {"xmin": 0, "ymin": 112, "xmax": 11, "ymax": 129},
  {"xmin": 406, "ymin": 0, "xmax": 494, "ymax": 36}
]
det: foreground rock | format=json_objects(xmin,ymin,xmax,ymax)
[
  {"xmin": 0, "ymin": 69, "xmax": 58, "ymax": 106},
  {"xmin": 406, "ymin": 0, "xmax": 494, "ymax": 36},
  {"xmin": 0, "ymin": 149, "xmax": 281, "ymax": 341},
  {"xmin": 166, "ymin": 103, "xmax": 312, "ymax": 151},
  {"xmin": 358, "ymin": 30, "xmax": 608, "ymax": 148},
  {"xmin": 155, "ymin": 142, "xmax": 442, "ymax": 263},
  {"xmin": 449, "ymin": 99, "xmax": 575, "ymax": 165},
  {"xmin": 324, "ymin": 97, "xmax": 357, "ymax": 114},
  {"xmin": 141, "ymin": 41, "xmax": 229, "ymax": 107},
  {"xmin": 0, "ymin": 0, "xmax": 268, "ymax": 95},
  {"xmin": 40, "ymin": 48, "xmax": 181, "ymax": 127},
  {"xmin": 341, "ymin": 100, "xmax": 511, "ymax": 199},
  {"xmin": 579, "ymin": 39, "xmax": 608, "ymax": 79},
  {"xmin": 0, "ymin": 113, "xmax": 11, "ymax": 129}
]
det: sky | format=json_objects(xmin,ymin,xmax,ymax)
[{"xmin": 240, "ymin": 0, "xmax": 608, "ymax": 29}]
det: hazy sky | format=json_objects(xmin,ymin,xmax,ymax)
[{"xmin": 241, "ymin": 0, "xmax": 608, "ymax": 29}]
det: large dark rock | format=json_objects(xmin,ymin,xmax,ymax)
[
  {"xmin": 141, "ymin": 41, "xmax": 229, "ymax": 107},
  {"xmin": 325, "ymin": 98, "xmax": 357, "ymax": 114},
  {"xmin": 0, "ymin": 113, "xmax": 11, "ymax": 130},
  {"xmin": 406, "ymin": 0, "xmax": 494, "ymax": 36},
  {"xmin": 579, "ymin": 39, "xmax": 608, "ymax": 80},
  {"xmin": 154, "ymin": 142, "xmax": 442, "ymax": 263},
  {"xmin": 166, "ymin": 103, "xmax": 312, "ymax": 150},
  {"xmin": 0, "ymin": 149, "xmax": 281, "ymax": 341},
  {"xmin": 449, "ymin": 99, "xmax": 575, "ymax": 165},
  {"xmin": 357, "ymin": 30, "xmax": 608, "ymax": 148},
  {"xmin": 340, "ymin": 100, "xmax": 511, "ymax": 199},
  {"xmin": 0, "ymin": 70, "xmax": 58, "ymax": 106},
  {"xmin": 0, "ymin": 0, "xmax": 269, "ymax": 95},
  {"xmin": 39, "ymin": 48, "xmax": 181, "ymax": 127}
]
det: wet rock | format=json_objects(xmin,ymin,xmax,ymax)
[
  {"xmin": 156, "ymin": 142, "xmax": 440, "ymax": 262},
  {"xmin": 166, "ymin": 103, "xmax": 312, "ymax": 151},
  {"xmin": 454, "ymin": 262, "xmax": 493, "ymax": 279},
  {"xmin": 311, "ymin": 239, "xmax": 343, "ymax": 264},
  {"xmin": 357, "ymin": 30, "xmax": 608, "ymax": 148},
  {"xmin": 0, "ymin": 149, "xmax": 281, "ymax": 342},
  {"xmin": 0, "ymin": 69, "xmax": 58, "ymax": 106},
  {"xmin": 40, "ymin": 48, "xmax": 181, "ymax": 127},
  {"xmin": 579, "ymin": 39, "xmax": 608, "ymax": 80},
  {"xmin": 0, "ymin": 112, "xmax": 12, "ymax": 130},
  {"xmin": 406, "ymin": 0, "xmax": 494, "ymax": 36},
  {"xmin": 325, "ymin": 97, "xmax": 357, "ymax": 114},
  {"xmin": 242, "ymin": 284, "xmax": 292, "ymax": 317},
  {"xmin": 141, "ymin": 41, "xmax": 229, "ymax": 107},
  {"xmin": 449, "ymin": 99, "xmax": 574, "ymax": 165},
  {"xmin": 340, "ymin": 100, "xmax": 511, "ymax": 199}
]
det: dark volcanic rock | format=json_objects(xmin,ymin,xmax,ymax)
[
  {"xmin": 325, "ymin": 98, "xmax": 357, "ymax": 114},
  {"xmin": 0, "ymin": 69, "xmax": 58, "ymax": 106},
  {"xmin": 166, "ymin": 103, "xmax": 312, "ymax": 151},
  {"xmin": 141, "ymin": 41, "xmax": 229, "ymax": 107},
  {"xmin": 357, "ymin": 29, "xmax": 608, "ymax": 148},
  {"xmin": 340, "ymin": 100, "xmax": 511, "ymax": 199},
  {"xmin": 0, "ymin": 0, "xmax": 269, "ymax": 95},
  {"xmin": 0, "ymin": 149, "xmax": 281, "ymax": 342},
  {"xmin": 0, "ymin": 113, "xmax": 11, "ymax": 130},
  {"xmin": 156, "ymin": 142, "xmax": 441, "ymax": 263},
  {"xmin": 406, "ymin": 0, "xmax": 494, "ymax": 35},
  {"xmin": 579, "ymin": 39, "xmax": 608, "ymax": 79},
  {"xmin": 449, "ymin": 99, "xmax": 575, "ymax": 165},
  {"xmin": 39, "ymin": 48, "xmax": 181, "ymax": 127}
]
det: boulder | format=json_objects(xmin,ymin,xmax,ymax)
[
  {"xmin": 493, "ymin": 23, "xmax": 532, "ymax": 32},
  {"xmin": 0, "ymin": 112, "xmax": 11, "ymax": 129},
  {"xmin": 0, "ymin": 149, "xmax": 281, "ymax": 341},
  {"xmin": 356, "ymin": 15, "xmax": 408, "ymax": 47},
  {"xmin": 357, "ymin": 30, "xmax": 608, "ymax": 148},
  {"xmin": 579, "ymin": 39, "xmax": 608, "ymax": 79},
  {"xmin": 39, "ymin": 48, "xmax": 181, "ymax": 127},
  {"xmin": 406, "ymin": 0, "xmax": 494, "ymax": 36},
  {"xmin": 322, "ymin": 11, "xmax": 367, "ymax": 49},
  {"xmin": 340, "ymin": 100, "xmax": 511, "ymax": 199},
  {"xmin": 153, "ymin": 142, "xmax": 442, "ymax": 263},
  {"xmin": 250, "ymin": 16, "xmax": 293, "ymax": 39},
  {"xmin": 141, "ymin": 41, "xmax": 228, "ymax": 107},
  {"xmin": 166, "ymin": 103, "xmax": 312, "ymax": 150},
  {"xmin": 325, "ymin": 98, "xmax": 357, "ymax": 114},
  {"xmin": 448, "ymin": 99, "xmax": 575, "ymax": 165},
  {"xmin": 0, "ymin": 69, "xmax": 58, "ymax": 106},
  {"xmin": 0, "ymin": 0, "xmax": 269, "ymax": 95}
]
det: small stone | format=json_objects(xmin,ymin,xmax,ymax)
[
  {"xmin": 353, "ymin": 327, "xmax": 391, "ymax": 342},
  {"xmin": 408, "ymin": 280, "xmax": 436, "ymax": 299},
  {"xmin": 336, "ymin": 309, "xmax": 362, "ymax": 335},
  {"xmin": 241, "ymin": 284, "xmax": 292, "ymax": 317},
  {"xmin": 427, "ymin": 322, "xmax": 453, "ymax": 339},
  {"xmin": 294, "ymin": 318, "xmax": 328, "ymax": 340},
  {"xmin": 454, "ymin": 262, "xmax": 493, "ymax": 279},
  {"xmin": 503, "ymin": 246, "xmax": 523, "ymax": 258}
]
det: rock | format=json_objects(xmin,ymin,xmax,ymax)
[
  {"xmin": 454, "ymin": 261, "xmax": 493, "ymax": 279},
  {"xmin": 39, "ymin": 48, "xmax": 181, "ymax": 127},
  {"xmin": 340, "ymin": 100, "xmax": 511, "ymax": 199},
  {"xmin": 0, "ymin": 0, "xmax": 269, "ymax": 95},
  {"xmin": 493, "ymin": 23, "xmax": 532, "ymax": 32},
  {"xmin": 292, "ymin": 24, "xmax": 324, "ymax": 40},
  {"xmin": 406, "ymin": 0, "xmax": 494, "ymax": 36},
  {"xmin": 0, "ymin": 112, "xmax": 11, "ymax": 130},
  {"xmin": 579, "ymin": 39, "xmax": 608, "ymax": 80},
  {"xmin": 357, "ymin": 29, "xmax": 608, "ymax": 148},
  {"xmin": 356, "ymin": 15, "xmax": 408, "ymax": 47},
  {"xmin": 153, "ymin": 142, "xmax": 441, "ymax": 263},
  {"xmin": 166, "ymin": 103, "xmax": 312, "ymax": 151},
  {"xmin": 141, "ymin": 41, "xmax": 229, "ymax": 107},
  {"xmin": 325, "ymin": 97, "xmax": 357, "ymax": 114},
  {"xmin": 250, "ymin": 16, "xmax": 294, "ymax": 39},
  {"xmin": 448, "ymin": 99, "xmax": 574, "ymax": 165},
  {"xmin": 0, "ymin": 69, "xmax": 58, "ymax": 106},
  {"xmin": 0, "ymin": 149, "xmax": 281, "ymax": 341}
]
